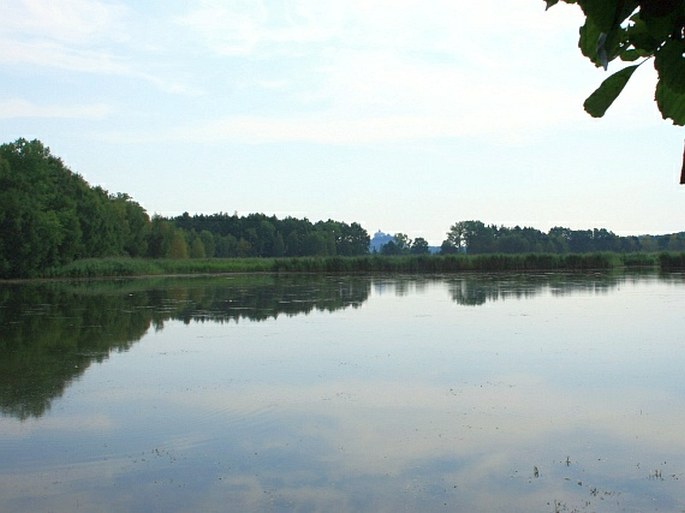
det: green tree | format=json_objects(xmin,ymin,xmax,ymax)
[
  {"xmin": 410, "ymin": 237, "xmax": 430, "ymax": 255},
  {"xmin": 498, "ymin": 232, "xmax": 530, "ymax": 253},
  {"xmin": 444, "ymin": 222, "xmax": 466, "ymax": 252},
  {"xmin": 189, "ymin": 233, "xmax": 206, "ymax": 258},
  {"xmin": 302, "ymin": 232, "xmax": 327, "ymax": 256},
  {"xmin": 199, "ymin": 230, "xmax": 216, "ymax": 258},
  {"xmin": 548, "ymin": 226, "xmax": 571, "ymax": 253},
  {"xmin": 0, "ymin": 140, "xmax": 64, "ymax": 276},
  {"xmin": 381, "ymin": 233, "xmax": 412, "ymax": 255},
  {"xmin": 168, "ymin": 230, "xmax": 189, "ymax": 259},
  {"xmin": 638, "ymin": 234, "xmax": 659, "ymax": 252},
  {"xmin": 0, "ymin": 139, "xmax": 153, "ymax": 276},
  {"xmin": 115, "ymin": 194, "xmax": 150, "ymax": 257},
  {"xmin": 439, "ymin": 240, "xmax": 459, "ymax": 255},
  {"xmin": 237, "ymin": 238, "xmax": 252, "ymax": 257},
  {"xmin": 444, "ymin": 221, "xmax": 496, "ymax": 254},
  {"xmin": 342, "ymin": 222, "xmax": 371, "ymax": 255},
  {"xmin": 285, "ymin": 230, "xmax": 302, "ymax": 257},
  {"xmin": 273, "ymin": 232, "xmax": 285, "ymax": 257},
  {"xmin": 148, "ymin": 216, "xmax": 175, "ymax": 258},
  {"xmin": 215, "ymin": 234, "xmax": 238, "ymax": 257}
]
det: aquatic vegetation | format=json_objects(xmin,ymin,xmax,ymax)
[{"xmin": 38, "ymin": 251, "xmax": 675, "ymax": 279}]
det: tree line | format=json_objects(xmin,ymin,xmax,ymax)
[
  {"xmin": 0, "ymin": 139, "xmax": 151, "ymax": 278},
  {"xmin": 0, "ymin": 139, "xmax": 370, "ymax": 278},
  {"xmin": 2, "ymin": 139, "xmax": 684, "ymax": 279},
  {"xmin": 438, "ymin": 220, "xmax": 685, "ymax": 255},
  {"xmin": 168, "ymin": 211, "xmax": 369, "ymax": 259}
]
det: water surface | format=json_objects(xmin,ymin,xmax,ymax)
[{"xmin": 1, "ymin": 272, "xmax": 684, "ymax": 512}]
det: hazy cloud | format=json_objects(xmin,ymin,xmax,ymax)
[{"xmin": 0, "ymin": 99, "xmax": 112, "ymax": 120}]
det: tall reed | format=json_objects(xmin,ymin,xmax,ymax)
[{"xmin": 42, "ymin": 251, "xmax": 674, "ymax": 279}]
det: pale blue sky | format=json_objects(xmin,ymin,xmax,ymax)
[{"xmin": 1, "ymin": 0, "xmax": 683, "ymax": 244}]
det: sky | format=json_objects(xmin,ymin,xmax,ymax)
[{"xmin": 1, "ymin": 0, "xmax": 683, "ymax": 245}]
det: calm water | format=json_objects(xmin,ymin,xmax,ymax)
[{"xmin": 1, "ymin": 272, "xmax": 684, "ymax": 513}]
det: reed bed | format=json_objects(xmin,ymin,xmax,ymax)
[{"xmin": 40, "ymin": 251, "xmax": 674, "ymax": 279}]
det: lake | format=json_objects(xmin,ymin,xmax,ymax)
[{"xmin": 1, "ymin": 272, "xmax": 684, "ymax": 513}]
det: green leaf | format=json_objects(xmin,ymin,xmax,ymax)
[
  {"xmin": 577, "ymin": 0, "xmax": 619, "ymax": 32},
  {"xmin": 641, "ymin": 2, "xmax": 684, "ymax": 40},
  {"xmin": 579, "ymin": 18, "xmax": 605, "ymax": 66},
  {"xmin": 583, "ymin": 64, "xmax": 639, "ymax": 117},
  {"xmin": 619, "ymin": 48, "xmax": 641, "ymax": 61},
  {"xmin": 655, "ymin": 79, "xmax": 685, "ymax": 126},
  {"xmin": 544, "ymin": 0, "xmax": 578, "ymax": 6},
  {"xmin": 655, "ymin": 39, "xmax": 685, "ymax": 93},
  {"xmin": 616, "ymin": 0, "xmax": 640, "ymax": 25},
  {"xmin": 626, "ymin": 16, "xmax": 661, "ymax": 54},
  {"xmin": 579, "ymin": 19, "xmax": 625, "ymax": 68}
]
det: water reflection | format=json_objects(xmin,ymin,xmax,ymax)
[
  {"xmin": 370, "ymin": 271, "xmax": 650, "ymax": 304},
  {"xmin": 1, "ymin": 271, "xmax": 684, "ymax": 513},
  {"xmin": 0, "ymin": 275, "xmax": 370, "ymax": 419},
  {"xmin": 2, "ymin": 272, "xmax": 682, "ymax": 421},
  {"xmin": 446, "ymin": 271, "xmax": 673, "ymax": 305}
]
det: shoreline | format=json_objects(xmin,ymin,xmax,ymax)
[{"xmin": 2, "ymin": 252, "xmax": 681, "ymax": 281}]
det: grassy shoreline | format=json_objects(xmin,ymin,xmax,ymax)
[{"xmin": 24, "ymin": 252, "xmax": 685, "ymax": 280}]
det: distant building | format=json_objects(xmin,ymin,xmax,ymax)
[{"xmin": 369, "ymin": 230, "xmax": 393, "ymax": 253}]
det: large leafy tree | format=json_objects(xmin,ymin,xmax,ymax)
[
  {"xmin": 410, "ymin": 237, "xmax": 430, "ymax": 255},
  {"xmin": 443, "ymin": 221, "xmax": 497, "ymax": 254},
  {"xmin": 545, "ymin": 0, "xmax": 685, "ymax": 180},
  {"xmin": 381, "ymin": 233, "xmax": 412, "ymax": 255},
  {"xmin": 0, "ymin": 139, "xmax": 153, "ymax": 277}
]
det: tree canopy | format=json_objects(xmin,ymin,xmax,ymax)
[
  {"xmin": 0, "ymin": 139, "xmax": 371, "ymax": 278},
  {"xmin": 0, "ymin": 139, "xmax": 150, "ymax": 277},
  {"xmin": 441, "ymin": 220, "xmax": 685, "ymax": 254}
]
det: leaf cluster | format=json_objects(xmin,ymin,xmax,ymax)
[{"xmin": 546, "ymin": 0, "xmax": 685, "ymax": 124}]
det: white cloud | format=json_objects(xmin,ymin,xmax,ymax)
[
  {"xmin": 162, "ymin": 0, "xmax": 598, "ymax": 145},
  {"xmin": 0, "ymin": 0, "xmax": 131, "ymax": 74},
  {"xmin": 0, "ymin": 0, "xmax": 200, "ymax": 95},
  {"xmin": 176, "ymin": 0, "xmax": 268, "ymax": 56},
  {"xmin": 2, "ymin": 1, "xmax": 663, "ymax": 146},
  {"xmin": 103, "ymin": 89, "xmax": 585, "ymax": 146},
  {"xmin": 0, "ymin": 0, "xmax": 130, "ymax": 45},
  {"xmin": 0, "ymin": 99, "xmax": 112, "ymax": 120},
  {"xmin": 0, "ymin": 39, "xmax": 130, "ymax": 75}
]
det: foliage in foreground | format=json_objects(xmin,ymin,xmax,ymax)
[
  {"xmin": 545, "ymin": 0, "xmax": 685, "ymax": 126},
  {"xmin": 545, "ymin": 0, "xmax": 685, "ymax": 181}
]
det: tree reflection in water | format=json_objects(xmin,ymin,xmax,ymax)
[{"xmin": 0, "ymin": 275, "xmax": 370, "ymax": 419}]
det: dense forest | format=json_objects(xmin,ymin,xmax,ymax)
[
  {"xmin": 439, "ymin": 220, "xmax": 685, "ymax": 255},
  {"xmin": 0, "ymin": 139, "xmax": 370, "ymax": 278},
  {"xmin": 1, "ymin": 138, "xmax": 684, "ymax": 279},
  {"xmin": 372, "ymin": 221, "xmax": 685, "ymax": 256}
]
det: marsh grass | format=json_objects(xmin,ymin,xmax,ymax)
[
  {"xmin": 45, "ymin": 257, "xmax": 276, "ymax": 278},
  {"xmin": 47, "ymin": 258, "xmax": 163, "ymax": 278},
  {"xmin": 658, "ymin": 252, "xmax": 685, "ymax": 269},
  {"xmin": 40, "ymin": 251, "xmax": 673, "ymax": 279}
]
